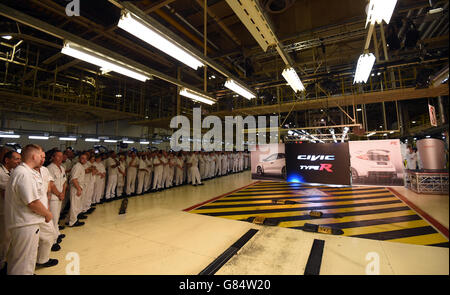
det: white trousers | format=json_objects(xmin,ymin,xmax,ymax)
[
  {"xmin": 190, "ymin": 166, "xmax": 202, "ymax": 185},
  {"xmin": 216, "ymin": 161, "xmax": 221, "ymax": 176},
  {"xmin": 117, "ymin": 174, "xmax": 125, "ymax": 196},
  {"xmin": 204, "ymin": 163, "xmax": 210, "ymax": 179},
  {"xmin": 152, "ymin": 167, "xmax": 163, "ymax": 189},
  {"xmin": 126, "ymin": 167, "xmax": 137, "ymax": 195},
  {"xmin": 49, "ymin": 199, "xmax": 62, "ymax": 237},
  {"xmin": 136, "ymin": 171, "xmax": 147, "ymax": 195},
  {"xmin": 199, "ymin": 163, "xmax": 205, "ymax": 179},
  {"xmin": 93, "ymin": 177, "xmax": 105, "ymax": 203},
  {"xmin": 82, "ymin": 181, "xmax": 94, "ymax": 212},
  {"xmin": 144, "ymin": 171, "xmax": 152, "ymax": 191},
  {"xmin": 37, "ymin": 221, "xmax": 57, "ymax": 264},
  {"xmin": 69, "ymin": 185, "xmax": 84, "ymax": 226},
  {"xmin": 222, "ymin": 160, "xmax": 227, "ymax": 175},
  {"xmin": 0, "ymin": 213, "xmax": 10, "ymax": 270},
  {"xmin": 7, "ymin": 224, "xmax": 40, "ymax": 275},
  {"xmin": 165, "ymin": 168, "xmax": 174, "ymax": 188},
  {"xmin": 175, "ymin": 168, "xmax": 183, "ymax": 185},
  {"xmin": 210, "ymin": 162, "xmax": 216, "ymax": 177},
  {"xmin": 105, "ymin": 174, "xmax": 118, "ymax": 199}
]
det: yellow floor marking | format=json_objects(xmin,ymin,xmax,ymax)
[
  {"xmin": 387, "ymin": 233, "xmax": 449, "ymax": 245},
  {"xmin": 342, "ymin": 220, "xmax": 429, "ymax": 236},
  {"xmin": 278, "ymin": 210, "xmax": 416, "ymax": 228},
  {"xmin": 202, "ymin": 192, "xmax": 395, "ymax": 206},
  {"xmin": 190, "ymin": 196, "xmax": 399, "ymax": 214}
]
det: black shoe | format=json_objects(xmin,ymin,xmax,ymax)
[
  {"xmin": 70, "ymin": 220, "xmax": 85, "ymax": 227},
  {"xmin": 77, "ymin": 214, "xmax": 87, "ymax": 220},
  {"xmin": 58, "ymin": 225, "xmax": 65, "ymax": 230},
  {"xmin": 86, "ymin": 207, "xmax": 96, "ymax": 214},
  {"xmin": 51, "ymin": 243, "xmax": 61, "ymax": 251},
  {"xmin": 36, "ymin": 259, "xmax": 58, "ymax": 268},
  {"xmin": 198, "ymin": 183, "xmax": 204, "ymax": 185}
]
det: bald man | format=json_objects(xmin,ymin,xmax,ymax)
[{"xmin": 4, "ymin": 144, "xmax": 53, "ymax": 275}]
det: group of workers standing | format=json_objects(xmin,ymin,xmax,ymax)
[{"xmin": 0, "ymin": 144, "xmax": 250, "ymax": 275}]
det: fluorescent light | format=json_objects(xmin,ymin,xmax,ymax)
[
  {"xmin": 366, "ymin": 0, "xmax": 398, "ymax": 27},
  {"xmin": 0, "ymin": 134, "xmax": 20, "ymax": 138},
  {"xmin": 357, "ymin": 108, "xmax": 362, "ymax": 111},
  {"xmin": 428, "ymin": 7, "xmax": 443, "ymax": 14},
  {"xmin": 2, "ymin": 35, "xmax": 12, "ymax": 40},
  {"xmin": 59, "ymin": 137, "xmax": 77, "ymax": 141},
  {"xmin": 367, "ymin": 132, "xmax": 376, "ymax": 137},
  {"xmin": 179, "ymin": 87, "xmax": 216, "ymax": 105},
  {"xmin": 224, "ymin": 79, "xmax": 256, "ymax": 100},
  {"xmin": 426, "ymin": 135, "xmax": 431, "ymax": 138},
  {"xmin": 123, "ymin": 140, "xmax": 134, "ymax": 144},
  {"xmin": 389, "ymin": 131, "xmax": 395, "ymax": 134},
  {"xmin": 140, "ymin": 141, "xmax": 150, "ymax": 145},
  {"xmin": 341, "ymin": 127, "xmax": 349, "ymax": 142},
  {"xmin": 383, "ymin": 133, "xmax": 388, "ymax": 136},
  {"xmin": 61, "ymin": 41, "xmax": 151, "ymax": 82},
  {"xmin": 28, "ymin": 136, "xmax": 49, "ymax": 140},
  {"xmin": 354, "ymin": 53, "xmax": 376, "ymax": 83},
  {"xmin": 282, "ymin": 67, "xmax": 305, "ymax": 93},
  {"xmin": 104, "ymin": 139, "xmax": 118, "ymax": 143},
  {"xmin": 412, "ymin": 121, "xmax": 416, "ymax": 124},
  {"xmin": 118, "ymin": 11, "xmax": 204, "ymax": 70},
  {"xmin": 85, "ymin": 138, "xmax": 100, "ymax": 142}
]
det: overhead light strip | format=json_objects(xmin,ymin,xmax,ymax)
[
  {"xmin": 354, "ymin": 53, "xmax": 376, "ymax": 84},
  {"xmin": 61, "ymin": 41, "xmax": 151, "ymax": 82},
  {"xmin": 224, "ymin": 79, "xmax": 256, "ymax": 100},
  {"xmin": 282, "ymin": 67, "xmax": 305, "ymax": 93},
  {"xmin": 179, "ymin": 87, "xmax": 216, "ymax": 105},
  {"xmin": 366, "ymin": 0, "xmax": 398, "ymax": 27},
  {"xmin": 118, "ymin": 11, "xmax": 204, "ymax": 70}
]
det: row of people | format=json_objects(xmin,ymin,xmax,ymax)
[{"xmin": 0, "ymin": 145, "xmax": 250, "ymax": 275}]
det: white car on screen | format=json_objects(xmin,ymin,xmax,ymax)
[
  {"xmin": 255, "ymin": 153, "xmax": 286, "ymax": 178},
  {"xmin": 351, "ymin": 149, "xmax": 397, "ymax": 182}
]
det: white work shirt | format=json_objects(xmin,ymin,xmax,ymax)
[
  {"xmin": 153, "ymin": 157, "xmax": 163, "ymax": 171},
  {"xmin": 128, "ymin": 157, "xmax": 138, "ymax": 170},
  {"xmin": 94, "ymin": 161, "xmax": 106, "ymax": 180},
  {"xmin": 0, "ymin": 164, "xmax": 12, "ymax": 216},
  {"xmin": 191, "ymin": 154, "xmax": 199, "ymax": 167},
  {"xmin": 146, "ymin": 157, "xmax": 153, "ymax": 172},
  {"xmin": 176, "ymin": 158, "xmax": 184, "ymax": 171},
  {"xmin": 4, "ymin": 163, "xmax": 45, "ymax": 230},
  {"xmin": 118, "ymin": 161, "xmax": 126, "ymax": 177},
  {"xmin": 106, "ymin": 158, "xmax": 119, "ymax": 175},
  {"xmin": 83, "ymin": 162, "xmax": 95, "ymax": 184},
  {"xmin": 406, "ymin": 151, "xmax": 418, "ymax": 170},
  {"xmin": 36, "ymin": 166, "xmax": 53, "ymax": 209},
  {"xmin": 47, "ymin": 163, "xmax": 67, "ymax": 201},
  {"xmin": 138, "ymin": 158, "xmax": 148, "ymax": 172},
  {"xmin": 71, "ymin": 162, "xmax": 86, "ymax": 188}
]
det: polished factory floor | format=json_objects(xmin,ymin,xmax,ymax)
[{"xmin": 35, "ymin": 171, "xmax": 449, "ymax": 275}]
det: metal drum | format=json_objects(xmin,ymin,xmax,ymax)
[{"xmin": 416, "ymin": 138, "xmax": 446, "ymax": 170}]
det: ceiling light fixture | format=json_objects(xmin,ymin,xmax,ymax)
[
  {"xmin": 118, "ymin": 11, "xmax": 204, "ymax": 70},
  {"xmin": 224, "ymin": 79, "xmax": 256, "ymax": 100},
  {"xmin": 85, "ymin": 138, "xmax": 100, "ymax": 142},
  {"xmin": 282, "ymin": 67, "xmax": 305, "ymax": 93},
  {"xmin": 104, "ymin": 139, "xmax": 118, "ymax": 143},
  {"xmin": 179, "ymin": 87, "xmax": 216, "ymax": 105},
  {"xmin": 123, "ymin": 140, "xmax": 135, "ymax": 144},
  {"xmin": 341, "ymin": 127, "xmax": 349, "ymax": 142},
  {"xmin": 28, "ymin": 136, "xmax": 49, "ymax": 140},
  {"xmin": 354, "ymin": 53, "xmax": 376, "ymax": 83},
  {"xmin": 366, "ymin": 0, "xmax": 398, "ymax": 27},
  {"xmin": 367, "ymin": 132, "xmax": 376, "ymax": 137},
  {"xmin": 140, "ymin": 141, "xmax": 150, "ymax": 145},
  {"xmin": 1, "ymin": 35, "xmax": 12, "ymax": 40},
  {"xmin": 61, "ymin": 41, "xmax": 151, "ymax": 82},
  {"xmin": 59, "ymin": 137, "xmax": 77, "ymax": 141},
  {"xmin": 0, "ymin": 134, "xmax": 20, "ymax": 138}
]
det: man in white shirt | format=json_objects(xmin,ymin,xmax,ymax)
[
  {"xmin": 166, "ymin": 153, "xmax": 176, "ymax": 188},
  {"xmin": 189, "ymin": 152, "xmax": 203, "ymax": 186},
  {"xmin": 406, "ymin": 146, "xmax": 418, "ymax": 170},
  {"xmin": 199, "ymin": 152, "xmax": 206, "ymax": 180},
  {"xmin": 4, "ymin": 144, "xmax": 53, "ymax": 275},
  {"xmin": 221, "ymin": 152, "xmax": 227, "ymax": 175},
  {"xmin": 81, "ymin": 155, "xmax": 97, "ymax": 215},
  {"xmin": 215, "ymin": 152, "xmax": 222, "ymax": 177},
  {"xmin": 126, "ymin": 152, "xmax": 139, "ymax": 196},
  {"xmin": 35, "ymin": 151, "xmax": 59, "ymax": 268},
  {"xmin": 136, "ymin": 153, "xmax": 148, "ymax": 195},
  {"xmin": 93, "ymin": 154, "xmax": 106, "ymax": 204},
  {"xmin": 0, "ymin": 150, "xmax": 21, "ymax": 273},
  {"xmin": 68, "ymin": 154, "xmax": 87, "ymax": 227},
  {"xmin": 152, "ymin": 151, "xmax": 164, "ymax": 191},
  {"xmin": 105, "ymin": 152, "xmax": 119, "ymax": 200},
  {"xmin": 175, "ymin": 153, "xmax": 184, "ymax": 186},
  {"xmin": 47, "ymin": 150, "xmax": 67, "ymax": 247},
  {"xmin": 144, "ymin": 152, "xmax": 153, "ymax": 192},
  {"xmin": 116, "ymin": 154, "xmax": 126, "ymax": 198}
]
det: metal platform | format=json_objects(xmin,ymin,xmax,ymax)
[{"xmin": 406, "ymin": 170, "xmax": 449, "ymax": 194}]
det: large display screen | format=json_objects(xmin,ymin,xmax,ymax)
[
  {"xmin": 250, "ymin": 143, "xmax": 286, "ymax": 181},
  {"xmin": 285, "ymin": 142, "xmax": 351, "ymax": 185}
]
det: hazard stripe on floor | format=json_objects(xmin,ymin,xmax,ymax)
[{"xmin": 188, "ymin": 182, "xmax": 449, "ymax": 247}]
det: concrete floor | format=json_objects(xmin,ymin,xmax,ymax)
[{"xmin": 35, "ymin": 171, "xmax": 449, "ymax": 275}]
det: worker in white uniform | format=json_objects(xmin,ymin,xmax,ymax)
[
  {"xmin": 152, "ymin": 151, "xmax": 164, "ymax": 191},
  {"xmin": 126, "ymin": 152, "xmax": 139, "ymax": 196},
  {"xmin": 244, "ymin": 152, "xmax": 249, "ymax": 170},
  {"xmin": 35, "ymin": 151, "xmax": 59, "ymax": 268},
  {"xmin": 198, "ymin": 152, "xmax": 205, "ymax": 180},
  {"xmin": 221, "ymin": 152, "xmax": 227, "ymax": 175},
  {"xmin": 215, "ymin": 152, "xmax": 222, "ymax": 177},
  {"xmin": 175, "ymin": 153, "xmax": 184, "ymax": 186},
  {"xmin": 166, "ymin": 153, "xmax": 176, "ymax": 188},
  {"xmin": 189, "ymin": 152, "xmax": 203, "ymax": 186},
  {"xmin": 0, "ymin": 151, "xmax": 21, "ymax": 273},
  {"xmin": 105, "ymin": 152, "xmax": 119, "ymax": 200},
  {"xmin": 144, "ymin": 152, "xmax": 153, "ymax": 192},
  {"xmin": 47, "ymin": 151, "xmax": 67, "ymax": 248},
  {"xmin": 4, "ymin": 144, "xmax": 53, "ymax": 275},
  {"xmin": 81, "ymin": 155, "xmax": 97, "ymax": 215},
  {"xmin": 184, "ymin": 151, "xmax": 191, "ymax": 184},
  {"xmin": 68, "ymin": 154, "xmax": 87, "ymax": 227},
  {"xmin": 160, "ymin": 151, "xmax": 169, "ymax": 189},
  {"xmin": 210, "ymin": 152, "xmax": 216, "ymax": 178},
  {"xmin": 116, "ymin": 154, "xmax": 126, "ymax": 198},
  {"xmin": 93, "ymin": 154, "xmax": 106, "ymax": 204},
  {"xmin": 136, "ymin": 153, "xmax": 148, "ymax": 195},
  {"xmin": 406, "ymin": 146, "xmax": 418, "ymax": 170},
  {"xmin": 60, "ymin": 150, "xmax": 74, "ymax": 216}
]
